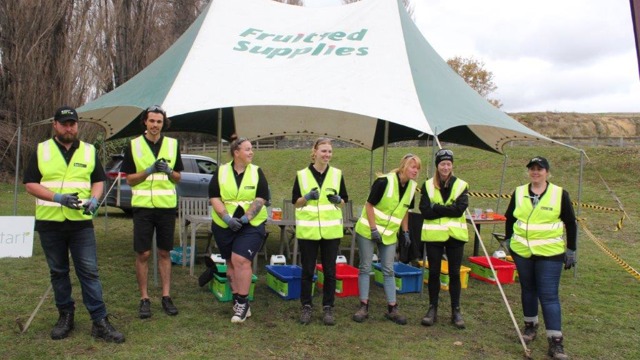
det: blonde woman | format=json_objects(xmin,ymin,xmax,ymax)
[
  {"xmin": 352, "ymin": 154, "xmax": 421, "ymax": 325},
  {"xmin": 292, "ymin": 138, "xmax": 349, "ymax": 325}
]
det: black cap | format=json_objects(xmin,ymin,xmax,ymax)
[
  {"xmin": 435, "ymin": 149, "xmax": 454, "ymax": 166},
  {"xmin": 54, "ymin": 106, "xmax": 78, "ymax": 122},
  {"xmin": 526, "ymin": 156, "xmax": 550, "ymax": 170}
]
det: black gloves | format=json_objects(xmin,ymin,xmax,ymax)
[
  {"xmin": 370, "ymin": 228, "xmax": 383, "ymax": 245},
  {"xmin": 327, "ymin": 194, "xmax": 342, "ymax": 204}
]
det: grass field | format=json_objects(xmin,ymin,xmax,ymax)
[{"xmin": 1, "ymin": 144, "xmax": 639, "ymax": 359}]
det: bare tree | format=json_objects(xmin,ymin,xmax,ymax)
[{"xmin": 447, "ymin": 56, "xmax": 502, "ymax": 108}]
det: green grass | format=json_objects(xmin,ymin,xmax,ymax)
[{"xmin": 1, "ymin": 144, "xmax": 639, "ymax": 359}]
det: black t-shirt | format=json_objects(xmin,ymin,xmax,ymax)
[
  {"xmin": 23, "ymin": 138, "xmax": 106, "ymax": 231},
  {"xmin": 120, "ymin": 135, "xmax": 184, "ymax": 174},
  {"xmin": 208, "ymin": 161, "xmax": 270, "ymax": 218},
  {"xmin": 366, "ymin": 173, "xmax": 414, "ymax": 208},
  {"xmin": 291, "ymin": 164, "xmax": 349, "ymax": 203}
]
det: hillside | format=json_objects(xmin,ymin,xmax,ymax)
[{"xmin": 511, "ymin": 112, "xmax": 640, "ymax": 137}]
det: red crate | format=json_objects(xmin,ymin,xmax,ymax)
[
  {"xmin": 316, "ymin": 263, "xmax": 359, "ymax": 297},
  {"xmin": 468, "ymin": 256, "xmax": 516, "ymax": 285}
]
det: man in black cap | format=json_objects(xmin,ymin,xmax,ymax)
[{"xmin": 23, "ymin": 106, "xmax": 125, "ymax": 343}]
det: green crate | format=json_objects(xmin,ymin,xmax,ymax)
[{"xmin": 210, "ymin": 273, "xmax": 257, "ymax": 302}]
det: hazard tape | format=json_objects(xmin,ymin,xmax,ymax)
[
  {"xmin": 468, "ymin": 192, "xmax": 623, "ymax": 212},
  {"xmin": 580, "ymin": 223, "xmax": 640, "ymax": 281}
]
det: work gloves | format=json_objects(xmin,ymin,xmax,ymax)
[
  {"xmin": 155, "ymin": 160, "xmax": 173, "ymax": 175},
  {"xmin": 53, "ymin": 192, "xmax": 81, "ymax": 209},
  {"xmin": 304, "ymin": 187, "xmax": 320, "ymax": 201},
  {"xmin": 82, "ymin": 196, "xmax": 99, "ymax": 215},
  {"xmin": 327, "ymin": 194, "xmax": 342, "ymax": 204},
  {"xmin": 223, "ymin": 214, "xmax": 242, "ymax": 232},
  {"xmin": 240, "ymin": 215, "xmax": 249, "ymax": 224},
  {"xmin": 564, "ymin": 249, "xmax": 576, "ymax": 270},
  {"xmin": 402, "ymin": 231, "xmax": 411, "ymax": 247},
  {"xmin": 370, "ymin": 228, "xmax": 383, "ymax": 245}
]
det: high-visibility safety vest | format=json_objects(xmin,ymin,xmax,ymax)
[
  {"xmin": 130, "ymin": 135, "xmax": 178, "ymax": 208},
  {"xmin": 421, "ymin": 178, "xmax": 469, "ymax": 242},
  {"xmin": 295, "ymin": 167, "xmax": 343, "ymax": 240},
  {"xmin": 355, "ymin": 173, "xmax": 417, "ymax": 245},
  {"xmin": 510, "ymin": 183, "xmax": 565, "ymax": 258},
  {"xmin": 211, "ymin": 162, "xmax": 267, "ymax": 228},
  {"xmin": 35, "ymin": 139, "xmax": 95, "ymax": 221}
]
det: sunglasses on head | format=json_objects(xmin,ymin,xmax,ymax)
[
  {"xmin": 146, "ymin": 105, "xmax": 166, "ymax": 115},
  {"xmin": 436, "ymin": 149, "xmax": 453, "ymax": 157}
]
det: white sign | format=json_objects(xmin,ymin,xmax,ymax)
[{"xmin": 0, "ymin": 216, "xmax": 35, "ymax": 258}]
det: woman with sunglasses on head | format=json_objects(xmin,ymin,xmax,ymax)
[
  {"xmin": 503, "ymin": 157, "xmax": 576, "ymax": 360},
  {"xmin": 419, "ymin": 148, "xmax": 469, "ymax": 329},
  {"xmin": 352, "ymin": 153, "xmax": 421, "ymax": 325},
  {"xmin": 209, "ymin": 138, "xmax": 269, "ymax": 323},
  {"xmin": 291, "ymin": 138, "xmax": 349, "ymax": 326}
]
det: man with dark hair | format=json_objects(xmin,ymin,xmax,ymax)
[
  {"xmin": 120, "ymin": 105, "xmax": 184, "ymax": 319},
  {"xmin": 23, "ymin": 106, "xmax": 125, "ymax": 343}
]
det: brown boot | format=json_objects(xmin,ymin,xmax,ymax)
[
  {"xmin": 547, "ymin": 335, "xmax": 569, "ymax": 360},
  {"xmin": 352, "ymin": 302, "xmax": 369, "ymax": 323},
  {"xmin": 384, "ymin": 304, "xmax": 407, "ymax": 325},
  {"xmin": 522, "ymin": 321, "xmax": 538, "ymax": 344}
]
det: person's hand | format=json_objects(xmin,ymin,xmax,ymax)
[
  {"xmin": 327, "ymin": 194, "xmax": 342, "ymax": 204},
  {"xmin": 402, "ymin": 231, "xmax": 411, "ymax": 247},
  {"xmin": 155, "ymin": 160, "xmax": 173, "ymax": 175},
  {"xmin": 223, "ymin": 214, "xmax": 242, "ymax": 232},
  {"xmin": 370, "ymin": 228, "xmax": 382, "ymax": 245},
  {"xmin": 82, "ymin": 196, "xmax": 99, "ymax": 215},
  {"xmin": 564, "ymin": 249, "xmax": 576, "ymax": 270},
  {"xmin": 144, "ymin": 161, "xmax": 158, "ymax": 175},
  {"xmin": 240, "ymin": 215, "xmax": 249, "ymax": 224},
  {"xmin": 304, "ymin": 187, "xmax": 320, "ymax": 201},
  {"xmin": 53, "ymin": 192, "xmax": 81, "ymax": 209}
]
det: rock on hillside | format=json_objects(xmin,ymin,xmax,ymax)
[{"xmin": 510, "ymin": 113, "xmax": 640, "ymax": 137}]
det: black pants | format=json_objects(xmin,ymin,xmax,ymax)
[
  {"xmin": 425, "ymin": 239, "xmax": 465, "ymax": 309},
  {"xmin": 298, "ymin": 238, "xmax": 340, "ymax": 307}
]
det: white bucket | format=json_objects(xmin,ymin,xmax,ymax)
[
  {"xmin": 270, "ymin": 254, "xmax": 287, "ymax": 266},
  {"xmin": 211, "ymin": 253, "xmax": 226, "ymax": 264},
  {"xmin": 336, "ymin": 255, "xmax": 347, "ymax": 264}
]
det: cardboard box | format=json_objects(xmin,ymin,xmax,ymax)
[
  {"xmin": 373, "ymin": 262, "xmax": 423, "ymax": 293},
  {"xmin": 316, "ymin": 263, "xmax": 359, "ymax": 297},
  {"xmin": 417, "ymin": 260, "xmax": 470, "ymax": 291},
  {"xmin": 468, "ymin": 256, "xmax": 516, "ymax": 285}
]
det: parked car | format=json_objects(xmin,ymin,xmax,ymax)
[{"xmin": 102, "ymin": 153, "xmax": 218, "ymax": 214}]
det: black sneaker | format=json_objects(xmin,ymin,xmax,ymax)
[
  {"xmin": 91, "ymin": 316, "xmax": 125, "ymax": 343},
  {"xmin": 139, "ymin": 298, "xmax": 152, "ymax": 319},
  {"xmin": 231, "ymin": 301, "xmax": 250, "ymax": 323},
  {"xmin": 161, "ymin": 296, "xmax": 179, "ymax": 316},
  {"xmin": 51, "ymin": 311, "xmax": 74, "ymax": 340}
]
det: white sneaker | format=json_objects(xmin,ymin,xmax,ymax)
[{"xmin": 231, "ymin": 301, "xmax": 250, "ymax": 323}]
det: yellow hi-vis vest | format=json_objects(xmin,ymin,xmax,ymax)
[
  {"xmin": 421, "ymin": 178, "xmax": 469, "ymax": 242},
  {"xmin": 36, "ymin": 139, "xmax": 95, "ymax": 221},
  {"xmin": 510, "ymin": 183, "xmax": 565, "ymax": 258},
  {"xmin": 295, "ymin": 167, "xmax": 343, "ymax": 240},
  {"xmin": 211, "ymin": 162, "xmax": 267, "ymax": 228},
  {"xmin": 355, "ymin": 173, "xmax": 417, "ymax": 245},
  {"xmin": 130, "ymin": 135, "xmax": 178, "ymax": 209}
]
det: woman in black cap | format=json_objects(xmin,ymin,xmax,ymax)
[
  {"xmin": 503, "ymin": 156, "xmax": 577, "ymax": 360},
  {"xmin": 419, "ymin": 148, "xmax": 469, "ymax": 329}
]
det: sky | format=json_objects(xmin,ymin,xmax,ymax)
[{"xmin": 304, "ymin": 0, "xmax": 640, "ymax": 113}]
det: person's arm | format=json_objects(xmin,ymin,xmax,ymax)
[
  {"xmin": 503, "ymin": 192, "xmax": 517, "ymax": 240},
  {"xmin": 365, "ymin": 201, "xmax": 377, "ymax": 229},
  {"xmin": 338, "ymin": 174, "xmax": 349, "ymax": 203},
  {"xmin": 25, "ymin": 182, "xmax": 59, "ymax": 203},
  {"xmin": 292, "ymin": 175, "xmax": 305, "ymax": 208},
  {"xmin": 122, "ymin": 144, "xmax": 153, "ymax": 187},
  {"xmin": 560, "ymin": 189, "xmax": 578, "ymax": 251},
  {"xmin": 419, "ymin": 181, "xmax": 440, "ymax": 220},
  {"xmin": 435, "ymin": 188, "xmax": 469, "ymax": 218}
]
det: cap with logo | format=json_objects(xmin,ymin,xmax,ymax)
[
  {"xmin": 526, "ymin": 156, "xmax": 550, "ymax": 170},
  {"xmin": 54, "ymin": 106, "xmax": 78, "ymax": 123}
]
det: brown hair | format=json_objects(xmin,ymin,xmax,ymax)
[
  {"xmin": 310, "ymin": 138, "xmax": 332, "ymax": 162},
  {"xmin": 229, "ymin": 137, "xmax": 250, "ymax": 158},
  {"xmin": 378, "ymin": 153, "xmax": 422, "ymax": 177},
  {"xmin": 140, "ymin": 105, "xmax": 171, "ymax": 131}
]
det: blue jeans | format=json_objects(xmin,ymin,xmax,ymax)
[
  {"xmin": 39, "ymin": 228, "xmax": 107, "ymax": 321},
  {"xmin": 512, "ymin": 254, "xmax": 563, "ymax": 331},
  {"xmin": 356, "ymin": 233, "xmax": 397, "ymax": 304}
]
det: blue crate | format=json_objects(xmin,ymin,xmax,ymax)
[
  {"xmin": 265, "ymin": 265, "xmax": 302, "ymax": 300},
  {"xmin": 373, "ymin": 262, "xmax": 423, "ymax": 293}
]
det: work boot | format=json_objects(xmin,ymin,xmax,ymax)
[
  {"xmin": 421, "ymin": 304, "xmax": 437, "ymax": 327},
  {"xmin": 51, "ymin": 311, "xmax": 74, "ymax": 340},
  {"xmin": 522, "ymin": 321, "xmax": 538, "ymax": 344},
  {"xmin": 138, "ymin": 298, "xmax": 152, "ymax": 319},
  {"xmin": 352, "ymin": 302, "xmax": 369, "ymax": 323},
  {"xmin": 384, "ymin": 304, "xmax": 407, "ymax": 325},
  {"xmin": 451, "ymin": 307, "xmax": 465, "ymax": 329},
  {"xmin": 547, "ymin": 336, "xmax": 569, "ymax": 360},
  {"xmin": 300, "ymin": 305, "xmax": 312, "ymax": 325},
  {"xmin": 323, "ymin": 306, "xmax": 336, "ymax": 326},
  {"xmin": 161, "ymin": 296, "xmax": 179, "ymax": 316},
  {"xmin": 91, "ymin": 316, "xmax": 125, "ymax": 343}
]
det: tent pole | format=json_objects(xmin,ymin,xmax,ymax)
[
  {"xmin": 574, "ymin": 150, "xmax": 585, "ymax": 277},
  {"xmin": 382, "ymin": 121, "xmax": 389, "ymax": 172},
  {"xmin": 492, "ymin": 153, "xmax": 509, "ymax": 233},
  {"xmin": 369, "ymin": 151, "xmax": 374, "ymax": 187},
  {"xmin": 13, "ymin": 120, "xmax": 23, "ymax": 215},
  {"xmin": 216, "ymin": 109, "xmax": 222, "ymax": 165}
]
